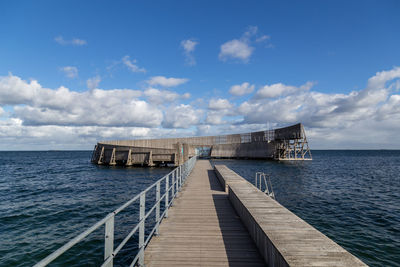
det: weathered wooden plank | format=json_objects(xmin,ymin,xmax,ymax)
[{"xmin": 144, "ymin": 160, "xmax": 265, "ymax": 267}]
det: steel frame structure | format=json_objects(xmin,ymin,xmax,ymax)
[{"xmin": 274, "ymin": 125, "xmax": 312, "ymax": 160}]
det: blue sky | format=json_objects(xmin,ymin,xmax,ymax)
[{"xmin": 0, "ymin": 0, "xmax": 400, "ymax": 150}]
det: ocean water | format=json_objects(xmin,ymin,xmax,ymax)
[{"xmin": 0, "ymin": 151, "xmax": 399, "ymax": 266}]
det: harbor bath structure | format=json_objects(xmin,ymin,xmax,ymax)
[{"xmin": 91, "ymin": 123, "xmax": 312, "ymax": 166}]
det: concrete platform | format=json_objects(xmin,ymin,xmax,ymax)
[{"xmin": 215, "ymin": 165, "xmax": 368, "ymax": 267}]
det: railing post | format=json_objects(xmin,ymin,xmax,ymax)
[
  {"xmin": 165, "ymin": 174, "xmax": 169, "ymax": 218},
  {"xmin": 178, "ymin": 167, "xmax": 182, "ymax": 191},
  {"xmin": 175, "ymin": 167, "xmax": 179, "ymax": 194},
  {"xmin": 155, "ymin": 182, "xmax": 160, "ymax": 235},
  {"xmin": 171, "ymin": 171, "xmax": 175, "ymax": 201},
  {"xmin": 104, "ymin": 214, "xmax": 114, "ymax": 267},
  {"xmin": 138, "ymin": 194, "xmax": 145, "ymax": 267}
]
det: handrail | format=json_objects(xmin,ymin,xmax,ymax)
[
  {"xmin": 255, "ymin": 172, "xmax": 275, "ymax": 199},
  {"xmin": 33, "ymin": 156, "xmax": 197, "ymax": 267}
]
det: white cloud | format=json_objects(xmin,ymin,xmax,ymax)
[
  {"xmin": 237, "ymin": 67, "xmax": 400, "ymax": 148},
  {"xmin": 0, "ymin": 74, "xmax": 161, "ymax": 128},
  {"xmin": 219, "ymin": 39, "xmax": 253, "ymax": 62},
  {"xmin": 2, "ymin": 67, "xmax": 400, "ymax": 149},
  {"xmin": 206, "ymin": 99, "xmax": 236, "ymax": 125},
  {"xmin": 147, "ymin": 76, "xmax": 188, "ymax": 87},
  {"xmin": 162, "ymin": 104, "xmax": 202, "ymax": 129},
  {"xmin": 255, "ymin": 81, "xmax": 315, "ymax": 98},
  {"xmin": 71, "ymin": 38, "xmax": 87, "ymax": 46},
  {"xmin": 144, "ymin": 88, "xmax": 189, "ymax": 104},
  {"xmin": 60, "ymin": 66, "xmax": 78, "ymax": 79},
  {"xmin": 229, "ymin": 82, "xmax": 255, "ymax": 96},
  {"xmin": 54, "ymin": 36, "xmax": 87, "ymax": 46},
  {"xmin": 181, "ymin": 39, "xmax": 198, "ymax": 66},
  {"xmin": 0, "ymin": 117, "xmax": 156, "ymax": 150},
  {"xmin": 208, "ymin": 98, "xmax": 233, "ymax": 110},
  {"xmin": 219, "ymin": 26, "xmax": 270, "ymax": 63},
  {"xmin": 122, "ymin": 55, "xmax": 146, "ymax": 73},
  {"xmin": 86, "ymin": 75, "xmax": 101, "ymax": 90},
  {"xmin": 255, "ymin": 35, "xmax": 270, "ymax": 43},
  {"xmin": 181, "ymin": 39, "xmax": 197, "ymax": 53},
  {"xmin": 205, "ymin": 111, "xmax": 225, "ymax": 125}
]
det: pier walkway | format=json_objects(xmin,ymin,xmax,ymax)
[
  {"xmin": 144, "ymin": 160, "xmax": 265, "ymax": 266},
  {"xmin": 34, "ymin": 157, "xmax": 367, "ymax": 267}
]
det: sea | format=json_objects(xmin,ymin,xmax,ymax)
[{"xmin": 0, "ymin": 150, "xmax": 399, "ymax": 266}]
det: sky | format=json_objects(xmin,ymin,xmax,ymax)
[{"xmin": 0, "ymin": 0, "xmax": 400, "ymax": 150}]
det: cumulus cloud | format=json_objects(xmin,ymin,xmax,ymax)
[
  {"xmin": 2, "ymin": 67, "xmax": 400, "ymax": 149},
  {"xmin": 60, "ymin": 66, "xmax": 78, "ymax": 78},
  {"xmin": 206, "ymin": 98, "xmax": 236, "ymax": 125},
  {"xmin": 162, "ymin": 104, "xmax": 202, "ymax": 128},
  {"xmin": 144, "ymin": 88, "xmax": 190, "ymax": 104},
  {"xmin": 229, "ymin": 82, "xmax": 255, "ymax": 96},
  {"xmin": 181, "ymin": 39, "xmax": 198, "ymax": 66},
  {"xmin": 122, "ymin": 55, "xmax": 146, "ymax": 73},
  {"xmin": 147, "ymin": 76, "xmax": 188, "ymax": 87},
  {"xmin": 255, "ymin": 81, "xmax": 315, "ymax": 98},
  {"xmin": 219, "ymin": 26, "xmax": 270, "ymax": 63},
  {"xmin": 0, "ymin": 74, "xmax": 161, "ymax": 127},
  {"xmin": 86, "ymin": 75, "xmax": 101, "ymax": 90},
  {"xmin": 237, "ymin": 67, "xmax": 400, "ymax": 148},
  {"xmin": 54, "ymin": 36, "xmax": 87, "ymax": 46},
  {"xmin": 208, "ymin": 98, "xmax": 233, "ymax": 110},
  {"xmin": 219, "ymin": 40, "xmax": 253, "ymax": 63}
]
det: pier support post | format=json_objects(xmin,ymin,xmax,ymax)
[
  {"xmin": 91, "ymin": 145, "xmax": 98, "ymax": 163},
  {"xmin": 126, "ymin": 149, "xmax": 133, "ymax": 166},
  {"xmin": 98, "ymin": 147, "xmax": 104, "ymax": 165},
  {"xmin": 148, "ymin": 150, "xmax": 155, "ymax": 167},
  {"xmin": 109, "ymin": 148, "xmax": 116, "ymax": 166}
]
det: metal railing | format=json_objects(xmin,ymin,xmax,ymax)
[
  {"xmin": 255, "ymin": 172, "xmax": 275, "ymax": 199},
  {"xmin": 33, "ymin": 156, "xmax": 197, "ymax": 267}
]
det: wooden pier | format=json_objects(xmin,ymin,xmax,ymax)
[
  {"xmin": 33, "ymin": 158, "xmax": 367, "ymax": 267},
  {"xmin": 144, "ymin": 160, "xmax": 265, "ymax": 266},
  {"xmin": 144, "ymin": 159, "xmax": 367, "ymax": 267}
]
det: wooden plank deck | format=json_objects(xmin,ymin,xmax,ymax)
[{"xmin": 144, "ymin": 159, "xmax": 265, "ymax": 267}]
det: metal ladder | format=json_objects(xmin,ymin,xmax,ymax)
[{"xmin": 255, "ymin": 172, "xmax": 275, "ymax": 199}]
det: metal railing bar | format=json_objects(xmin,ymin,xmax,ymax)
[
  {"xmin": 113, "ymin": 221, "xmax": 141, "ymax": 257},
  {"xmin": 144, "ymin": 201, "xmax": 158, "ymax": 220},
  {"xmin": 129, "ymin": 252, "xmax": 140, "ymax": 267},
  {"xmin": 33, "ymin": 212, "xmax": 114, "ymax": 267},
  {"xmin": 113, "ymin": 191, "xmax": 142, "ymax": 215},
  {"xmin": 114, "ymin": 170, "xmax": 173, "ymax": 215},
  {"xmin": 101, "ymin": 255, "xmax": 113, "ymax": 267},
  {"xmin": 144, "ymin": 223, "xmax": 157, "ymax": 247},
  {"xmin": 140, "ymin": 167, "xmax": 177, "ymax": 196},
  {"xmin": 113, "ymin": 182, "xmax": 171, "ymax": 260},
  {"xmin": 159, "ymin": 208, "xmax": 168, "ymax": 221}
]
